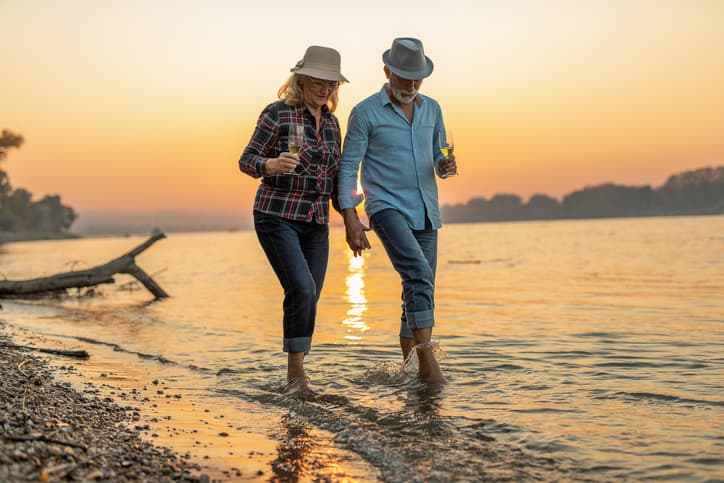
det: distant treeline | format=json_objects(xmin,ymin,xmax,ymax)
[
  {"xmin": 442, "ymin": 166, "xmax": 724, "ymax": 223},
  {"xmin": 0, "ymin": 129, "xmax": 77, "ymax": 238}
]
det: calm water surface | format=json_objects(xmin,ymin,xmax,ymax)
[{"xmin": 2, "ymin": 216, "xmax": 723, "ymax": 481}]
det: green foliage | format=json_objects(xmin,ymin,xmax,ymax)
[
  {"xmin": 0, "ymin": 129, "xmax": 24, "ymax": 161},
  {"xmin": 27, "ymin": 195, "xmax": 77, "ymax": 232},
  {"xmin": 0, "ymin": 129, "xmax": 77, "ymax": 235},
  {"xmin": 0, "ymin": 170, "xmax": 11, "ymax": 200}
]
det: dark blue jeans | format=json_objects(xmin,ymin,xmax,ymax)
[
  {"xmin": 370, "ymin": 208, "xmax": 438, "ymax": 339},
  {"xmin": 254, "ymin": 211, "xmax": 329, "ymax": 354}
]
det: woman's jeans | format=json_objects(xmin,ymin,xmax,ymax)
[
  {"xmin": 254, "ymin": 211, "xmax": 329, "ymax": 354},
  {"xmin": 370, "ymin": 208, "xmax": 438, "ymax": 339}
]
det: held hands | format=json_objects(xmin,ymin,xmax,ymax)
[
  {"xmin": 438, "ymin": 154, "xmax": 457, "ymax": 177},
  {"xmin": 264, "ymin": 152, "xmax": 300, "ymax": 175},
  {"xmin": 343, "ymin": 209, "xmax": 371, "ymax": 257}
]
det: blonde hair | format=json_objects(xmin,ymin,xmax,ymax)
[{"xmin": 277, "ymin": 74, "xmax": 340, "ymax": 112}]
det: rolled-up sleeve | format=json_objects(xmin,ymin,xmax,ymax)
[{"xmin": 337, "ymin": 106, "xmax": 368, "ymax": 209}]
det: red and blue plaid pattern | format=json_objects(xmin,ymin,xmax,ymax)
[{"xmin": 239, "ymin": 100, "xmax": 341, "ymax": 224}]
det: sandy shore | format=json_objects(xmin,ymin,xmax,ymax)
[
  {"xmin": 0, "ymin": 323, "xmax": 213, "ymax": 481},
  {"xmin": 0, "ymin": 320, "xmax": 282, "ymax": 482}
]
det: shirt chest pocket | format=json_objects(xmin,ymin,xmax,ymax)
[
  {"xmin": 417, "ymin": 123, "xmax": 435, "ymax": 143},
  {"xmin": 372, "ymin": 121, "xmax": 413, "ymax": 153}
]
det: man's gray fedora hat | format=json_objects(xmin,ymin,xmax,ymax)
[
  {"xmin": 382, "ymin": 37, "xmax": 434, "ymax": 80},
  {"xmin": 291, "ymin": 45, "xmax": 348, "ymax": 82}
]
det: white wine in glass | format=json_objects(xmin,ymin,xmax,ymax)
[
  {"xmin": 287, "ymin": 123, "xmax": 304, "ymax": 174},
  {"xmin": 439, "ymin": 128, "xmax": 457, "ymax": 178},
  {"xmin": 288, "ymin": 123, "xmax": 304, "ymax": 154}
]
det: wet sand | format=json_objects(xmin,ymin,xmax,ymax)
[{"xmin": 0, "ymin": 321, "xmax": 278, "ymax": 482}]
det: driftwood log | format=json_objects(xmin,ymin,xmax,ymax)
[
  {"xmin": 0, "ymin": 343, "xmax": 90, "ymax": 359},
  {"xmin": 0, "ymin": 230, "xmax": 168, "ymax": 299}
]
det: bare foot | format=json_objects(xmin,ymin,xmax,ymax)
[
  {"xmin": 284, "ymin": 352, "xmax": 311, "ymax": 395},
  {"xmin": 417, "ymin": 347, "xmax": 447, "ymax": 385},
  {"xmin": 282, "ymin": 375, "xmax": 311, "ymax": 396},
  {"xmin": 419, "ymin": 364, "xmax": 447, "ymax": 385},
  {"xmin": 410, "ymin": 329, "xmax": 447, "ymax": 385}
]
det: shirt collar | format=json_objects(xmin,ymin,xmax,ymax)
[{"xmin": 291, "ymin": 101, "xmax": 332, "ymax": 119}]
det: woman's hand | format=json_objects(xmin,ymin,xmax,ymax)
[{"xmin": 264, "ymin": 152, "xmax": 300, "ymax": 175}]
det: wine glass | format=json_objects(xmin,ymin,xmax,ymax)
[
  {"xmin": 439, "ymin": 128, "xmax": 457, "ymax": 178},
  {"xmin": 287, "ymin": 123, "xmax": 304, "ymax": 174},
  {"xmin": 288, "ymin": 123, "xmax": 303, "ymax": 154}
]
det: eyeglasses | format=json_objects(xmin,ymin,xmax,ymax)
[{"xmin": 308, "ymin": 78, "xmax": 340, "ymax": 91}]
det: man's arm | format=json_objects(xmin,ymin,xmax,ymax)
[{"xmin": 338, "ymin": 107, "xmax": 372, "ymax": 256}]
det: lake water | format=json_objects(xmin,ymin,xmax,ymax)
[{"xmin": 1, "ymin": 216, "xmax": 723, "ymax": 481}]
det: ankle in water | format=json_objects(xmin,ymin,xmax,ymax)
[
  {"xmin": 282, "ymin": 375, "xmax": 311, "ymax": 395},
  {"xmin": 401, "ymin": 341, "xmax": 447, "ymax": 375}
]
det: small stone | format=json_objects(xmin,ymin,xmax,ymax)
[
  {"xmin": 48, "ymin": 446, "xmax": 62, "ymax": 456},
  {"xmin": 85, "ymin": 469, "xmax": 104, "ymax": 480}
]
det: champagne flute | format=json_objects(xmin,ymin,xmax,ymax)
[
  {"xmin": 288, "ymin": 123, "xmax": 303, "ymax": 154},
  {"xmin": 287, "ymin": 123, "xmax": 304, "ymax": 174},
  {"xmin": 439, "ymin": 128, "xmax": 457, "ymax": 178}
]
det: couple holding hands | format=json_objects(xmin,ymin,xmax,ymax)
[{"xmin": 238, "ymin": 37, "xmax": 458, "ymax": 394}]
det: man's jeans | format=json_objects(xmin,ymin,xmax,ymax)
[
  {"xmin": 370, "ymin": 208, "xmax": 438, "ymax": 339},
  {"xmin": 254, "ymin": 211, "xmax": 329, "ymax": 354}
]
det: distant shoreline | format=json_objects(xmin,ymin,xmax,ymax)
[
  {"xmin": 4, "ymin": 165, "xmax": 718, "ymax": 240},
  {"xmin": 3, "ymin": 211, "xmax": 724, "ymax": 242},
  {"xmin": 0, "ymin": 232, "xmax": 80, "ymax": 245},
  {"xmin": 441, "ymin": 165, "xmax": 724, "ymax": 225},
  {"xmin": 440, "ymin": 209, "xmax": 724, "ymax": 225}
]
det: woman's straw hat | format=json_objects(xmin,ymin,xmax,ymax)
[{"xmin": 291, "ymin": 46, "xmax": 348, "ymax": 82}]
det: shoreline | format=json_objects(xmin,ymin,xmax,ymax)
[
  {"xmin": 0, "ymin": 233, "xmax": 81, "ymax": 245},
  {"xmin": 0, "ymin": 320, "xmax": 276, "ymax": 482},
  {"xmin": 0, "ymin": 321, "xmax": 210, "ymax": 481},
  {"xmin": 1, "ymin": 301, "xmax": 385, "ymax": 482}
]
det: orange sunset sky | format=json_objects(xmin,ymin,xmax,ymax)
[{"xmin": 2, "ymin": 0, "xmax": 723, "ymax": 217}]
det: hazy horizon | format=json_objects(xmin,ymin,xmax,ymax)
[
  {"xmin": 71, "ymin": 210, "xmax": 250, "ymax": 236},
  {"xmin": 69, "ymin": 163, "xmax": 722, "ymax": 235}
]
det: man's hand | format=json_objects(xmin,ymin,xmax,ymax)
[
  {"xmin": 342, "ymin": 208, "xmax": 371, "ymax": 257},
  {"xmin": 438, "ymin": 154, "xmax": 457, "ymax": 177}
]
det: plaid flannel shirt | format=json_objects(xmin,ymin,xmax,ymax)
[{"xmin": 239, "ymin": 100, "xmax": 341, "ymax": 224}]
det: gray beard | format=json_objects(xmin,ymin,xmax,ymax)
[{"xmin": 390, "ymin": 86, "xmax": 417, "ymax": 104}]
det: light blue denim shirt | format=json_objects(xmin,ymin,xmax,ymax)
[{"xmin": 337, "ymin": 85, "xmax": 447, "ymax": 230}]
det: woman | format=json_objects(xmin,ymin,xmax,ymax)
[{"xmin": 238, "ymin": 45, "xmax": 347, "ymax": 394}]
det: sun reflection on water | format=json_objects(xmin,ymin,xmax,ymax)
[{"xmin": 342, "ymin": 254, "xmax": 368, "ymax": 342}]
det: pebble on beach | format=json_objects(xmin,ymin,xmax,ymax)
[{"xmin": 0, "ymin": 328, "xmax": 209, "ymax": 482}]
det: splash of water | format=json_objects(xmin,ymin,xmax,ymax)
[{"xmin": 361, "ymin": 342, "xmax": 447, "ymax": 385}]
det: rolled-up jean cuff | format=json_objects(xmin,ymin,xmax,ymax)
[
  {"xmin": 284, "ymin": 337, "xmax": 311, "ymax": 354},
  {"xmin": 405, "ymin": 309, "xmax": 434, "ymax": 330}
]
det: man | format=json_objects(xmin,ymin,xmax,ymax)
[{"xmin": 337, "ymin": 37, "xmax": 456, "ymax": 385}]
